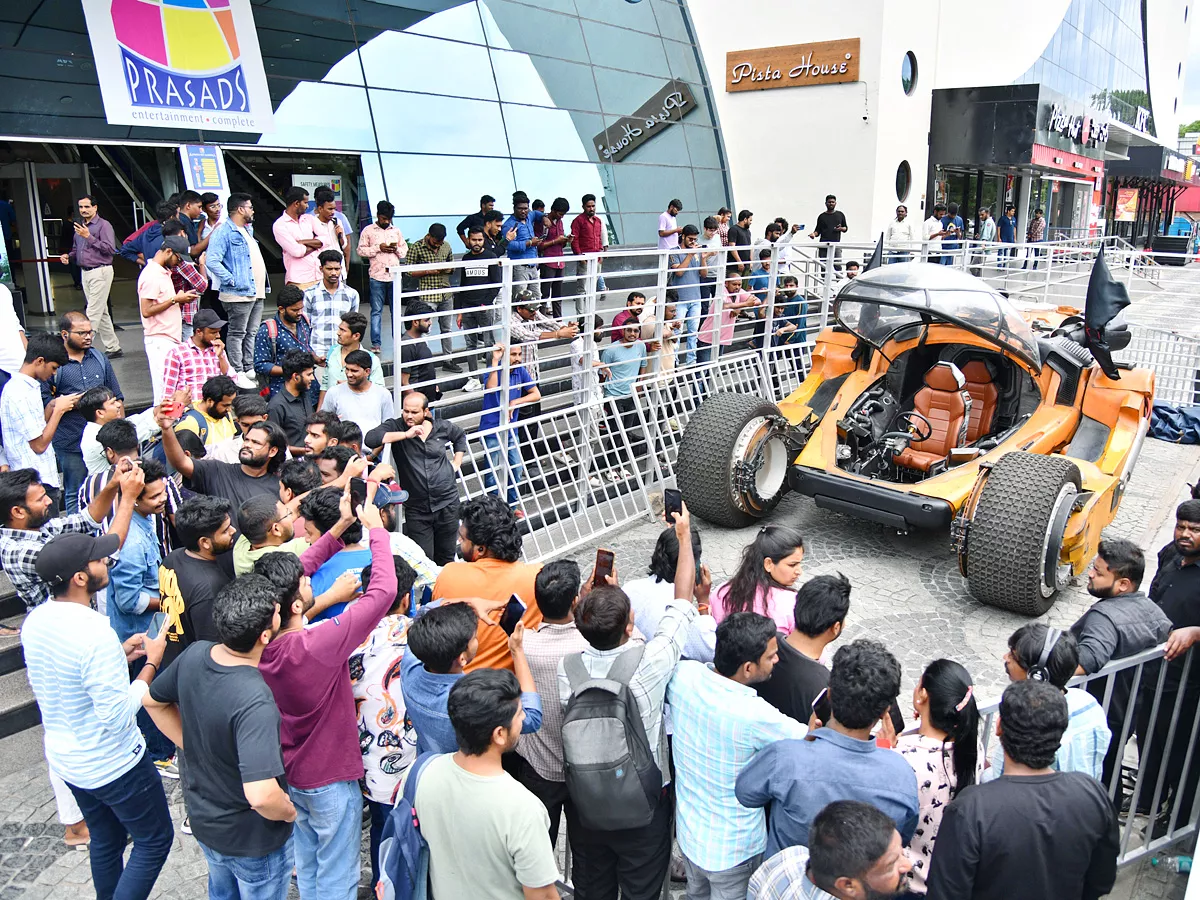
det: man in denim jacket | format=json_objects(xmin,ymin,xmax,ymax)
[{"xmin": 205, "ymin": 193, "xmax": 269, "ymax": 386}]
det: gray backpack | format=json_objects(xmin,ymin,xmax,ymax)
[{"xmin": 561, "ymin": 645, "xmax": 662, "ymax": 831}]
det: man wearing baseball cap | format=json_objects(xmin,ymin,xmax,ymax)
[
  {"xmin": 509, "ymin": 289, "xmax": 578, "ymax": 471},
  {"xmin": 22, "ymin": 531, "xmax": 173, "ymax": 897},
  {"xmin": 139, "ymin": 234, "xmax": 199, "ymax": 404},
  {"xmin": 160, "ymin": 308, "xmax": 230, "ymax": 405}
]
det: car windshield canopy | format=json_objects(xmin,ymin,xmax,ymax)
[{"xmin": 833, "ymin": 264, "xmax": 1041, "ymax": 371}]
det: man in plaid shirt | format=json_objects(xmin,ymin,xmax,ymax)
[
  {"xmin": 160, "ymin": 309, "xmax": 230, "ymax": 404},
  {"xmin": 164, "ymin": 220, "xmax": 206, "ymax": 341},
  {"xmin": 303, "ymin": 250, "xmax": 359, "ymax": 364},
  {"xmin": 0, "ymin": 465, "xmax": 137, "ymax": 613},
  {"xmin": 404, "ymin": 224, "xmax": 455, "ymax": 365}
]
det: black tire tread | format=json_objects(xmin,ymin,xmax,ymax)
[
  {"xmin": 966, "ymin": 451, "xmax": 1081, "ymax": 615},
  {"xmin": 676, "ymin": 392, "xmax": 782, "ymax": 529}
]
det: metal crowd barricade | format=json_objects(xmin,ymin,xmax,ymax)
[
  {"xmin": 976, "ymin": 644, "xmax": 1200, "ymax": 867},
  {"xmin": 1113, "ymin": 326, "xmax": 1200, "ymax": 406}
]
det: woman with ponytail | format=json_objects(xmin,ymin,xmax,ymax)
[
  {"xmin": 710, "ymin": 524, "xmax": 805, "ymax": 633},
  {"xmin": 896, "ymin": 658, "xmax": 981, "ymax": 894}
]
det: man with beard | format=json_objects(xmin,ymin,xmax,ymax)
[
  {"xmin": 160, "ymin": 309, "xmax": 230, "ymax": 404},
  {"xmin": 927, "ymin": 681, "xmax": 1119, "ymax": 900},
  {"xmin": 1069, "ymin": 538, "xmax": 1170, "ymax": 803},
  {"xmin": 570, "ymin": 193, "xmax": 608, "ymax": 293},
  {"xmin": 0, "ymin": 464, "xmax": 136, "ymax": 612},
  {"xmin": 156, "ymin": 404, "xmax": 286, "ymax": 529},
  {"xmin": 748, "ymin": 801, "xmax": 913, "ymax": 900},
  {"xmin": 143, "ymin": 575, "xmax": 297, "ymax": 898},
  {"xmin": 157, "ymin": 495, "xmax": 237, "ymax": 670},
  {"xmin": 399, "ymin": 301, "xmax": 440, "ymax": 404},
  {"xmin": 503, "ymin": 191, "xmax": 546, "ymax": 304},
  {"xmin": 407, "ymin": 669, "xmax": 560, "ymax": 900},
  {"xmin": 1135, "ymin": 499, "xmax": 1200, "ymax": 831},
  {"xmin": 42, "ymin": 311, "xmax": 123, "ymax": 513},
  {"xmin": 254, "ymin": 284, "xmax": 319, "ymax": 405},
  {"xmin": 257, "ymin": 495, "xmax": 397, "ymax": 900},
  {"xmin": 205, "ymin": 193, "xmax": 268, "ymax": 388},
  {"xmin": 364, "ymin": 391, "xmax": 465, "ymax": 564}
]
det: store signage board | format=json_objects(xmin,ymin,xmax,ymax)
[
  {"xmin": 82, "ymin": 0, "xmax": 273, "ymax": 133},
  {"xmin": 726, "ymin": 39, "xmax": 860, "ymax": 93},
  {"xmin": 593, "ymin": 80, "xmax": 697, "ymax": 163},
  {"xmin": 1046, "ymin": 103, "xmax": 1108, "ymax": 148},
  {"xmin": 293, "ymin": 175, "xmax": 345, "ymax": 213}
]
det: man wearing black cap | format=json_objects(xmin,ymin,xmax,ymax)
[
  {"xmin": 160, "ymin": 307, "xmax": 229, "ymax": 404},
  {"xmin": 22, "ymin": 531, "xmax": 173, "ymax": 898}
]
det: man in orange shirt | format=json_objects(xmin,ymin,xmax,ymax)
[{"xmin": 431, "ymin": 495, "xmax": 542, "ymax": 671}]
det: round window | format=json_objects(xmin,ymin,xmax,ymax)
[
  {"xmin": 896, "ymin": 161, "xmax": 912, "ymax": 202},
  {"xmin": 902, "ymin": 52, "xmax": 918, "ymax": 95}
]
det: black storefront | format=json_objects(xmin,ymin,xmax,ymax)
[
  {"xmin": 1105, "ymin": 147, "xmax": 1200, "ymax": 249},
  {"xmin": 929, "ymin": 84, "xmax": 1108, "ymax": 238}
]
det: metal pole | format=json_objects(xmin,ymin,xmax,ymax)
[
  {"xmin": 760, "ymin": 243, "xmax": 780, "ymax": 398},
  {"xmin": 497, "ymin": 259, "xmax": 514, "ymax": 501},
  {"xmin": 651, "ymin": 247, "xmax": 669, "ymax": 376},
  {"xmin": 574, "ymin": 255, "xmax": 600, "ymax": 511}
]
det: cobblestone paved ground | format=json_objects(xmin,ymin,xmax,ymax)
[{"xmin": 2, "ymin": 437, "xmax": 1198, "ymax": 898}]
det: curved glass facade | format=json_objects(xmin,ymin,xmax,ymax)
[
  {"xmin": 0, "ymin": 0, "xmax": 731, "ymax": 247},
  {"xmin": 1012, "ymin": 0, "xmax": 1152, "ymax": 133}
]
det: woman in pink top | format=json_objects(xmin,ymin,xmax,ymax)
[
  {"xmin": 710, "ymin": 524, "xmax": 805, "ymax": 632},
  {"xmin": 696, "ymin": 273, "xmax": 759, "ymax": 364},
  {"xmin": 895, "ymin": 659, "xmax": 981, "ymax": 894}
]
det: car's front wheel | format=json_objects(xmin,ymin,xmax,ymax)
[
  {"xmin": 676, "ymin": 392, "xmax": 791, "ymax": 528},
  {"xmin": 963, "ymin": 451, "xmax": 1081, "ymax": 615}
]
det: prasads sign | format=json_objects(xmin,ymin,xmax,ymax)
[
  {"xmin": 726, "ymin": 39, "xmax": 860, "ymax": 93},
  {"xmin": 82, "ymin": 0, "xmax": 274, "ymax": 134}
]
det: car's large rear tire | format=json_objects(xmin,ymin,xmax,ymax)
[
  {"xmin": 676, "ymin": 392, "xmax": 790, "ymax": 528},
  {"xmin": 965, "ymin": 451, "xmax": 1081, "ymax": 615}
]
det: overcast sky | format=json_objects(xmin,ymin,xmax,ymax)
[{"xmin": 1178, "ymin": 26, "xmax": 1200, "ymax": 129}]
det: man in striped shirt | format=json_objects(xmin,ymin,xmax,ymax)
[{"xmin": 23, "ymin": 530, "xmax": 173, "ymax": 898}]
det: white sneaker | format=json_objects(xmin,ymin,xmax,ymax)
[
  {"xmin": 233, "ymin": 371, "xmax": 257, "ymax": 390},
  {"xmin": 554, "ymin": 450, "xmax": 577, "ymax": 466},
  {"xmin": 588, "ymin": 475, "xmax": 603, "ymax": 489},
  {"xmin": 462, "ymin": 377, "xmax": 483, "ymax": 393}
]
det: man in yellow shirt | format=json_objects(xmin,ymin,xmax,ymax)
[{"xmin": 174, "ymin": 374, "xmax": 238, "ymax": 451}]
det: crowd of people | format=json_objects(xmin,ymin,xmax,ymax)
[{"xmin": 0, "ymin": 185, "xmax": 1192, "ymax": 900}]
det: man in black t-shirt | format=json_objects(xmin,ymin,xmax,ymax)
[
  {"xmin": 145, "ymin": 575, "xmax": 296, "ymax": 893},
  {"xmin": 158, "ymin": 495, "xmax": 236, "ymax": 670},
  {"xmin": 755, "ymin": 573, "xmax": 849, "ymax": 723},
  {"xmin": 399, "ymin": 300, "xmax": 441, "ymax": 404},
  {"xmin": 1137, "ymin": 499, "xmax": 1200, "ymax": 827},
  {"xmin": 455, "ymin": 193, "xmax": 495, "ymax": 245},
  {"xmin": 157, "ymin": 407, "xmax": 285, "ymax": 529},
  {"xmin": 809, "ymin": 194, "xmax": 848, "ymax": 271},
  {"xmin": 727, "ymin": 209, "xmax": 754, "ymax": 276},
  {"xmin": 458, "ymin": 227, "xmax": 501, "ymax": 391},
  {"xmin": 927, "ymin": 680, "xmax": 1119, "ymax": 900}
]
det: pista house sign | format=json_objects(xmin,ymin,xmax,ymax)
[
  {"xmin": 593, "ymin": 80, "xmax": 697, "ymax": 163},
  {"xmin": 726, "ymin": 39, "xmax": 860, "ymax": 92}
]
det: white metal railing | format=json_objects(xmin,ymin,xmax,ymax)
[{"xmin": 977, "ymin": 645, "xmax": 1200, "ymax": 867}]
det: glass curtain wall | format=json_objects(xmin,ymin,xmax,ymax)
[
  {"xmin": 1011, "ymin": 0, "xmax": 1152, "ymax": 133},
  {"xmin": 0, "ymin": 0, "xmax": 731, "ymax": 249}
]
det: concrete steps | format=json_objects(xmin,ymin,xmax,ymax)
[{"xmin": 0, "ymin": 579, "xmax": 36, "ymax": 740}]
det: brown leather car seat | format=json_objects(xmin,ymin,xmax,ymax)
[
  {"xmin": 893, "ymin": 362, "xmax": 972, "ymax": 472},
  {"xmin": 961, "ymin": 360, "xmax": 999, "ymax": 442}
]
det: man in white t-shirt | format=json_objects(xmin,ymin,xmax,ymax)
[
  {"xmin": 658, "ymin": 199, "xmax": 684, "ymax": 251},
  {"xmin": 885, "ymin": 205, "xmax": 922, "ymax": 263},
  {"xmin": 320, "ymin": 350, "xmax": 394, "ymax": 437},
  {"xmin": 923, "ymin": 204, "xmax": 947, "ymax": 263},
  {"xmin": 407, "ymin": 668, "xmax": 560, "ymax": 900},
  {"xmin": 0, "ymin": 283, "xmax": 27, "ymax": 378}
]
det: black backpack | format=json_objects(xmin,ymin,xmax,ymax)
[{"xmin": 561, "ymin": 644, "xmax": 662, "ymax": 830}]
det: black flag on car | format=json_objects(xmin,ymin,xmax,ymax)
[
  {"xmin": 863, "ymin": 233, "xmax": 884, "ymax": 272},
  {"xmin": 1083, "ymin": 246, "xmax": 1132, "ymax": 380}
]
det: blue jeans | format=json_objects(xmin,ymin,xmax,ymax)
[
  {"xmin": 66, "ymin": 752, "xmax": 173, "ymax": 900},
  {"xmin": 696, "ymin": 345, "xmax": 714, "ymax": 365},
  {"xmin": 56, "ymin": 448, "xmax": 88, "ymax": 514},
  {"xmin": 676, "ymin": 298, "xmax": 701, "ymax": 365},
  {"xmin": 367, "ymin": 799, "xmax": 388, "ymax": 889},
  {"xmin": 289, "ymin": 779, "xmax": 363, "ymax": 900},
  {"xmin": 199, "ymin": 835, "xmax": 294, "ymax": 900},
  {"xmin": 483, "ymin": 431, "xmax": 523, "ymax": 506},
  {"xmin": 368, "ymin": 278, "xmax": 388, "ymax": 348},
  {"xmin": 130, "ymin": 657, "xmax": 175, "ymax": 763}
]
